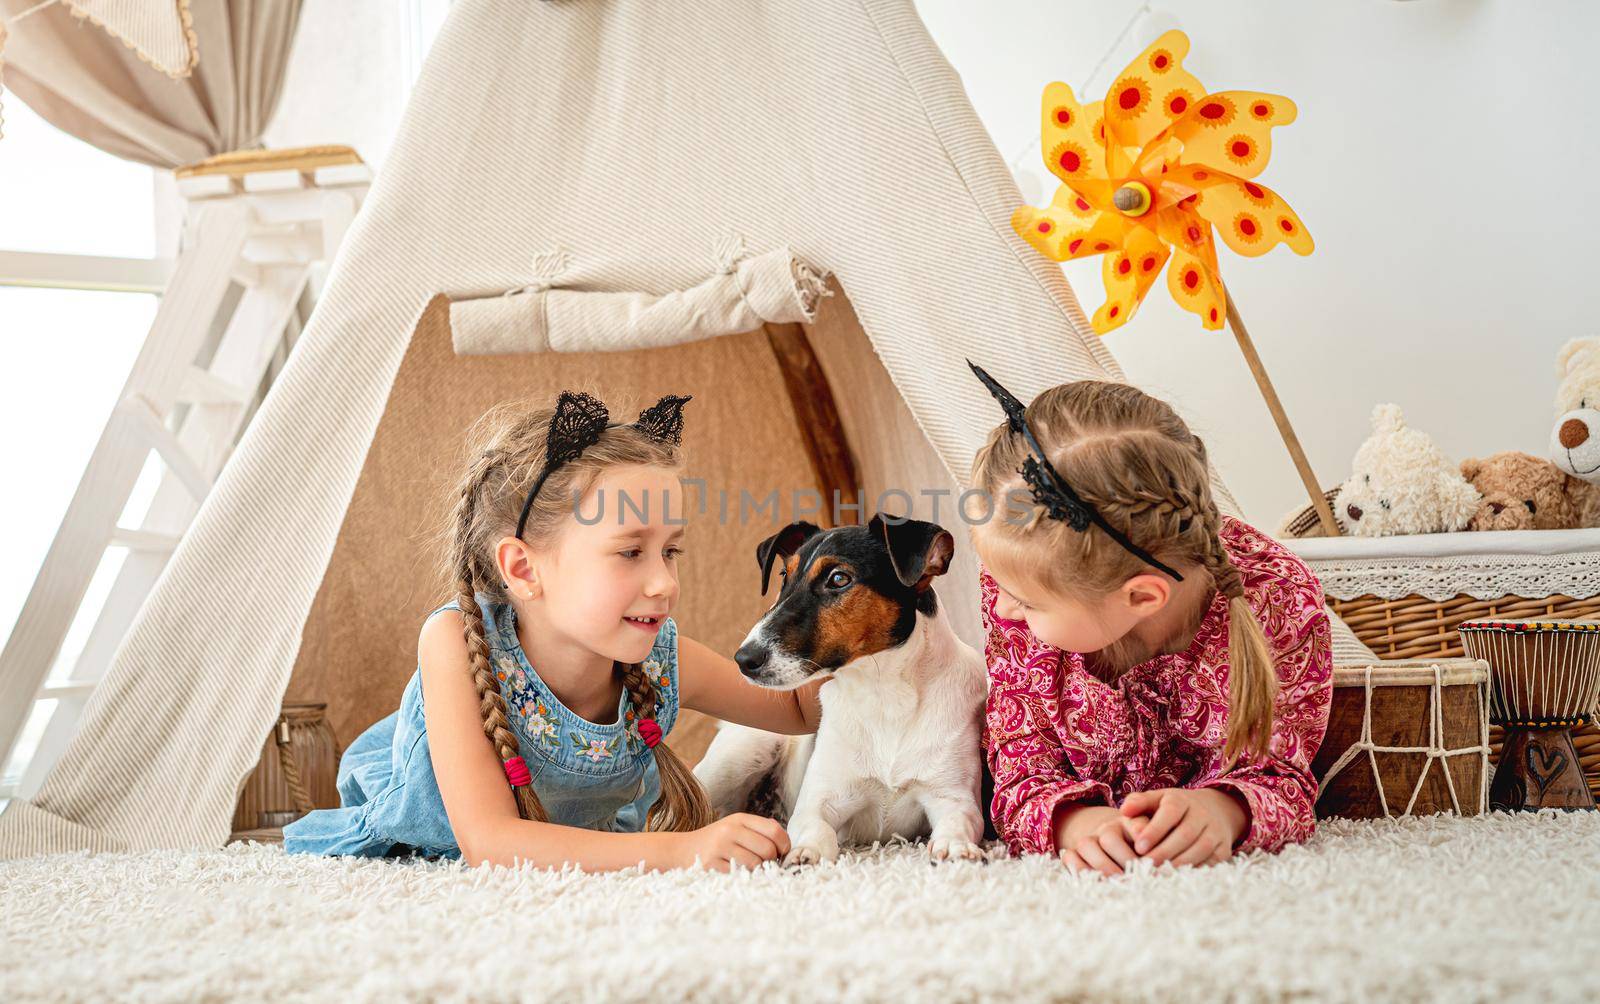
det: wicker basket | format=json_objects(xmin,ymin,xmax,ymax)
[
  {"xmin": 1279, "ymin": 486, "xmax": 1346, "ymax": 539},
  {"xmin": 1330, "ymin": 593, "xmax": 1600, "ymax": 799},
  {"xmin": 231, "ymin": 702, "xmax": 341, "ymax": 834}
]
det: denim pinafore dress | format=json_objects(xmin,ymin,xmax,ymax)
[{"xmin": 283, "ymin": 595, "xmax": 681, "ymax": 859}]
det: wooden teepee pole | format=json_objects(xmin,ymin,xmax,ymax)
[{"xmin": 1224, "ymin": 295, "xmax": 1340, "ymax": 536}]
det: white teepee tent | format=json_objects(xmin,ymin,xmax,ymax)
[{"xmin": 0, "ymin": 0, "xmax": 1365, "ymax": 858}]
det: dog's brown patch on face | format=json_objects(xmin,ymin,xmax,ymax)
[{"xmin": 808, "ymin": 560, "xmax": 900, "ymax": 664}]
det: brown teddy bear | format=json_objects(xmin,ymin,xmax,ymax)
[{"xmin": 1459, "ymin": 451, "xmax": 1600, "ymax": 531}]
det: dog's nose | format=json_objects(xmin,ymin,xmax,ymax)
[
  {"xmin": 1346, "ymin": 504, "xmax": 1362, "ymax": 521},
  {"xmin": 734, "ymin": 642, "xmax": 769, "ymax": 677},
  {"xmin": 1560, "ymin": 418, "xmax": 1590, "ymax": 449}
]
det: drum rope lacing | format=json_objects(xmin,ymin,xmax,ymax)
[{"xmin": 1315, "ymin": 663, "xmax": 1492, "ymax": 818}]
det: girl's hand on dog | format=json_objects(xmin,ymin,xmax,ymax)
[
  {"xmin": 1119, "ymin": 788, "xmax": 1246, "ymax": 868},
  {"xmin": 1053, "ymin": 804, "xmax": 1148, "ymax": 876},
  {"xmin": 678, "ymin": 813, "xmax": 791, "ymax": 872}
]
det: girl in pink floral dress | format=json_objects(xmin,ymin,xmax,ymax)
[{"xmin": 966, "ymin": 367, "xmax": 1332, "ymax": 875}]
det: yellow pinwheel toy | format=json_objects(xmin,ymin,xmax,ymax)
[
  {"xmin": 1013, "ymin": 30, "xmax": 1340, "ymax": 534},
  {"xmin": 1013, "ymin": 30, "xmax": 1313, "ymax": 334}
]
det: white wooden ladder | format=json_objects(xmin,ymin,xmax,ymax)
[{"xmin": 0, "ymin": 148, "xmax": 372, "ymax": 800}]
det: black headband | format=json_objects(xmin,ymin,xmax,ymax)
[
  {"xmin": 514, "ymin": 391, "xmax": 691, "ymax": 540},
  {"xmin": 967, "ymin": 361, "xmax": 1183, "ymax": 582}
]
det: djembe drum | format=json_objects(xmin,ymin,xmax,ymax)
[
  {"xmin": 1312, "ymin": 660, "xmax": 1489, "ymax": 819},
  {"xmin": 1457, "ymin": 620, "xmax": 1600, "ymax": 811}
]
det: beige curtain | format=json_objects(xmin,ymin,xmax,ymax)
[{"xmin": 0, "ymin": 0, "xmax": 304, "ymax": 166}]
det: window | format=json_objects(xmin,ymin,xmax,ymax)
[{"xmin": 0, "ymin": 100, "xmax": 164, "ymax": 792}]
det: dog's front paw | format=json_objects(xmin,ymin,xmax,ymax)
[
  {"xmin": 929, "ymin": 837, "xmax": 985, "ymax": 862},
  {"xmin": 783, "ymin": 845, "xmax": 822, "ymax": 867},
  {"xmin": 783, "ymin": 834, "xmax": 839, "ymax": 867}
]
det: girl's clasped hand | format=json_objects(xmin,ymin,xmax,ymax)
[{"xmin": 1054, "ymin": 788, "xmax": 1249, "ymax": 876}]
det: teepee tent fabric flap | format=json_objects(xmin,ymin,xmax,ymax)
[{"xmin": 450, "ymin": 247, "xmax": 831, "ymax": 356}]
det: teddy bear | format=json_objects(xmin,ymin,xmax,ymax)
[
  {"xmin": 1551, "ymin": 336, "xmax": 1600, "ymax": 486},
  {"xmin": 1332, "ymin": 404, "xmax": 1482, "ymax": 537},
  {"xmin": 1459, "ymin": 451, "xmax": 1600, "ymax": 531}
]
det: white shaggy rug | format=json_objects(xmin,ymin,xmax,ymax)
[{"xmin": 3, "ymin": 812, "xmax": 1595, "ymax": 1003}]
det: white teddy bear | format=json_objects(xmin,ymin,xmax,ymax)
[
  {"xmin": 1551, "ymin": 336, "xmax": 1600, "ymax": 484},
  {"xmin": 1333, "ymin": 404, "xmax": 1481, "ymax": 537}
]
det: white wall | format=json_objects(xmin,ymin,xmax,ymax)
[
  {"xmin": 916, "ymin": 0, "xmax": 1600, "ymax": 525},
  {"xmin": 259, "ymin": 0, "xmax": 448, "ymax": 170}
]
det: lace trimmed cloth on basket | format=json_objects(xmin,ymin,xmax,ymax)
[{"xmin": 1283, "ymin": 528, "xmax": 1600, "ymax": 602}]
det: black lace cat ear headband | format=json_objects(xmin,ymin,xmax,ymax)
[
  {"xmin": 514, "ymin": 391, "xmax": 692, "ymax": 540},
  {"xmin": 966, "ymin": 361, "xmax": 1183, "ymax": 582}
]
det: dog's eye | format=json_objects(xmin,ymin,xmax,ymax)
[
  {"xmin": 825, "ymin": 569, "xmax": 853, "ymax": 590},
  {"xmin": 1379, "ymin": 499, "xmax": 1390, "ymax": 510},
  {"xmin": 1524, "ymin": 499, "xmax": 1537, "ymax": 514}
]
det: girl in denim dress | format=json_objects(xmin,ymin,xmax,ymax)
[{"xmin": 286, "ymin": 392, "xmax": 821, "ymax": 871}]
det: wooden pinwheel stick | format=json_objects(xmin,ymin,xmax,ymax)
[{"xmin": 1224, "ymin": 296, "xmax": 1341, "ymax": 536}]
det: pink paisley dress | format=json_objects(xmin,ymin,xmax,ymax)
[{"xmin": 981, "ymin": 516, "xmax": 1333, "ymax": 857}]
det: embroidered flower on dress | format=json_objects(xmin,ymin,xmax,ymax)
[
  {"xmin": 529, "ymin": 712, "xmax": 559, "ymax": 746},
  {"xmin": 570, "ymin": 733, "xmax": 618, "ymax": 762},
  {"xmin": 518, "ymin": 698, "xmax": 559, "ymax": 746},
  {"xmin": 642, "ymin": 658, "xmax": 671, "ymax": 688},
  {"xmin": 495, "ymin": 655, "xmax": 519, "ymax": 686}
]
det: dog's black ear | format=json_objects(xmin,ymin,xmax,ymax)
[
  {"xmin": 870, "ymin": 513, "xmax": 954, "ymax": 590},
  {"xmin": 755, "ymin": 521, "xmax": 821, "ymax": 595}
]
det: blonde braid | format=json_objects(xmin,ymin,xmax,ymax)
[
  {"xmin": 452, "ymin": 466, "xmax": 547, "ymax": 823},
  {"xmin": 616, "ymin": 662, "xmax": 712, "ymax": 832},
  {"xmin": 1195, "ymin": 508, "xmax": 1278, "ymax": 763}
]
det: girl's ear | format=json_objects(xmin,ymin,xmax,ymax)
[
  {"xmin": 495, "ymin": 535, "xmax": 542, "ymax": 600},
  {"xmin": 1121, "ymin": 572, "xmax": 1173, "ymax": 618}
]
